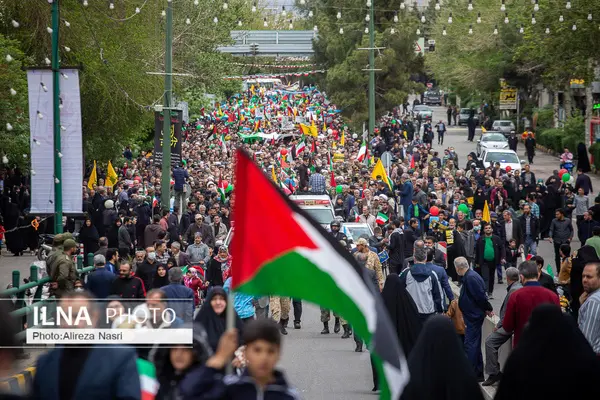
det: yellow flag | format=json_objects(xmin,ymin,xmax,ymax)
[
  {"xmin": 87, "ymin": 160, "xmax": 97, "ymax": 190},
  {"xmin": 301, "ymin": 123, "xmax": 317, "ymax": 137},
  {"xmin": 106, "ymin": 160, "xmax": 118, "ymax": 188},
  {"xmin": 371, "ymin": 159, "xmax": 392, "ymax": 190},
  {"xmin": 250, "ymin": 84, "xmax": 255, "ymax": 94},
  {"xmin": 271, "ymin": 165, "xmax": 277, "ymax": 182},
  {"xmin": 340, "ymin": 131, "xmax": 345, "ymax": 146},
  {"xmin": 482, "ymin": 200, "xmax": 491, "ymax": 223},
  {"xmin": 481, "ymin": 126, "xmax": 487, "ymax": 134},
  {"xmin": 322, "ymin": 121, "xmax": 327, "ymax": 132},
  {"xmin": 309, "ymin": 122, "xmax": 318, "ymax": 137}
]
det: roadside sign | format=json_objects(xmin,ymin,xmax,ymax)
[
  {"xmin": 414, "ymin": 38, "xmax": 424, "ymax": 55},
  {"xmin": 499, "ymin": 88, "xmax": 517, "ymax": 110},
  {"xmin": 381, "ymin": 151, "xmax": 393, "ymax": 168}
]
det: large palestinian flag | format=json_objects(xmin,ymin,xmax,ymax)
[{"xmin": 230, "ymin": 150, "xmax": 409, "ymax": 400}]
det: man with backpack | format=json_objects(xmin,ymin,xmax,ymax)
[{"xmin": 399, "ymin": 240, "xmax": 443, "ymax": 322}]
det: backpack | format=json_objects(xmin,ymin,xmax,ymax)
[{"xmin": 405, "ymin": 271, "xmax": 435, "ymax": 314}]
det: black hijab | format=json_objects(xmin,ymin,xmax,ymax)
[
  {"xmin": 495, "ymin": 304, "xmax": 600, "ymax": 400},
  {"xmin": 152, "ymin": 266, "xmax": 170, "ymax": 289},
  {"xmin": 577, "ymin": 142, "xmax": 591, "ymax": 173},
  {"xmin": 194, "ymin": 287, "xmax": 243, "ymax": 352},
  {"xmin": 401, "ymin": 316, "xmax": 483, "ymax": 400},
  {"xmin": 381, "ymin": 274, "xmax": 422, "ymax": 357}
]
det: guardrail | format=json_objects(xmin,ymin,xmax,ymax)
[{"xmin": 0, "ymin": 253, "xmax": 96, "ymax": 341}]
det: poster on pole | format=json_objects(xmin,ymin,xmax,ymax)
[
  {"xmin": 28, "ymin": 69, "xmax": 83, "ymax": 214},
  {"xmin": 499, "ymin": 88, "xmax": 517, "ymax": 110},
  {"xmin": 153, "ymin": 109, "xmax": 183, "ymax": 167}
]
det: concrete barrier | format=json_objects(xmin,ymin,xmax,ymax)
[
  {"xmin": 449, "ymin": 281, "xmax": 511, "ymax": 400},
  {"xmin": 0, "ymin": 367, "xmax": 35, "ymax": 394}
]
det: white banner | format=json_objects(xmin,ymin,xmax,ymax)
[
  {"xmin": 28, "ymin": 69, "xmax": 83, "ymax": 214},
  {"xmin": 26, "ymin": 328, "xmax": 193, "ymax": 345}
]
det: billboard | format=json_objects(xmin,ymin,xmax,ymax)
[{"xmin": 153, "ymin": 109, "xmax": 183, "ymax": 167}]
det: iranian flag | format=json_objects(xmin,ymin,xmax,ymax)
[
  {"xmin": 230, "ymin": 150, "xmax": 409, "ymax": 400},
  {"xmin": 137, "ymin": 358, "xmax": 159, "ymax": 400},
  {"xmin": 375, "ymin": 212, "xmax": 389, "ymax": 225},
  {"xmin": 356, "ymin": 140, "xmax": 367, "ymax": 162},
  {"xmin": 296, "ymin": 138, "xmax": 306, "ymax": 154}
]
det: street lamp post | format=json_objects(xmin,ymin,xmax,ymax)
[
  {"xmin": 51, "ymin": 0, "xmax": 63, "ymax": 233},
  {"xmin": 161, "ymin": 1, "xmax": 174, "ymax": 212},
  {"xmin": 368, "ymin": 2, "xmax": 375, "ymax": 143}
]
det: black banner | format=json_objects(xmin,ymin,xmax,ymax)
[{"xmin": 153, "ymin": 109, "xmax": 183, "ymax": 167}]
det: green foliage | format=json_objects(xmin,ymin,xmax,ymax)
[
  {"xmin": 0, "ymin": 0, "xmax": 252, "ymax": 163},
  {"xmin": 533, "ymin": 105, "xmax": 554, "ymax": 131},
  {"xmin": 589, "ymin": 143, "xmax": 600, "ymax": 170},
  {"xmin": 537, "ymin": 116, "xmax": 584, "ymax": 152},
  {"xmin": 303, "ymin": 1, "xmax": 424, "ymax": 129},
  {"xmin": 0, "ymin": 34, "xmax": 32, "ymax": 170}
]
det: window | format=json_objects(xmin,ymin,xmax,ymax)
[
  {"xmin": 303, "ymin": 208, "xmax": 335, "ymax": 224},
  {"xmin": 482, "ymin": 134, "xmax": 507, "ymax": 142},
  {"xmin": 485, "ymin": 152, "xmax": 519, "ymax": 163}
]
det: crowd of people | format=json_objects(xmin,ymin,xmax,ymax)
[{"xmin": 1, "ymin": 82, "xmax": 600, "ymax": 400}]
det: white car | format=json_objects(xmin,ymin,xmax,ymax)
[
  {"xmin": 341, "ymin": 223, "xmax": 374, "ymax": 248},
  {"xmin": 413, "ymin": 105, "xmax": 433, "ymax": 120},
  {"xmin": 479, "ymin": 149, "xmax": 525, "ymax": 171},
  {"xmin": 289, "ymin": 194, "xmax": 336, "ymax": 230},
  {"xmin": 476, "ymin": 133, "xmax": 509, "ymax": 156}
]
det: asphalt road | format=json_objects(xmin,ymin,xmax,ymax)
[{"xmin": 3, "ymin": 104, "xmax": 599, "ymax": 397}]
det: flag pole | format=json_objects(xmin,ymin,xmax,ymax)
[{"xmin": 225, "ymin": 289, "xmax": 235, "ymax": 375}]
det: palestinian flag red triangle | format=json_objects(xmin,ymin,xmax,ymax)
[{"xmin": 230, "ymin": 150, "xmax": 409, "ymax": 400}]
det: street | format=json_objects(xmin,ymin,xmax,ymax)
[{"xmin": 2, "ymin": 105, "xmax": 597, "ymax": 397}]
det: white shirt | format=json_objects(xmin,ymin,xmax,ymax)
[{"xmin": 505, "ymin": 220, "xmax": 513, "ymax": 243}]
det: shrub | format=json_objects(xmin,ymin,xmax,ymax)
[
  {"xmin": 589, "ymin": 143, "xmax": 600, "ymax": 171},
  {"xmin": 533, "ymin": 105, "xmax": 554, "ymax": 131}
]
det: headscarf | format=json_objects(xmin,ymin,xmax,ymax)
[
  {"xmin": 184, "ymin": 267, "xmax": 200, "ymax": 286},
  {"xmin": 495, "ymin": 304, "xmax": 600, "ymax": 400},
  {"xmin": 152, "ymin": 266, "xmax": 170, "ymax": 289},
  {"xmin": 381, "ymin": 274, "xmax": 422, "ymax": 357},
  {"xmin": 214, "ymin": 246, "xmax": 233, "ymax": 272},
  {"xmin": 401, "ymin": 315, "xmax": 484, "ymax": 400},
  {"xmin": 194, "ymin": 287, "xmax": 243, "ymax": 352}
]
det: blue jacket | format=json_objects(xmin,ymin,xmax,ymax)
[
  {"xmin": 180, "ymin": 366, "xmax": 300, "ymax": 400},
  {"xmin": 86, "ymin": 267, "xmax": 116, "ymax": 299},
  {"xmin": 223, "ymin": 278, "xmax": 256, "ymax": 319},
  {"xmin": 459, "ymin": 268, "xmax": 489, "ymax": 321},
  {"xmin": 173, "ymin": 168, "xmax": 189, "ymax": 191},
  {"xmin": 32, "ymin": 346, "xmax": 140, "ymax": 400},
  {"xmin": 399, "ymin": 181, "xmax": 414, "ymax": 206},
  {"xmin": 160, "ymin": 283, "xmax": 195, "ymax": 322},
  {"xmin": 426, "ymin": 262, "xmax": 454, "ymax": 308},
  {"xmin": 399, "ymin": 263, "xmax": 443, "ymax": 314}
]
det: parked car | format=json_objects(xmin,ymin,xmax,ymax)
[
  {"xmin": 476, "ymin": 133, "xmax": 509, "ymax": 155},
  {"xmin": 491, "ymin": 120, "xmax": 516, "ymax": 135},
  {"xmin": 413, "ymin": 105, "xmax": 433, "ymax": 120},
  {"xmin": 458, "ymin": 108, "xmax": 479, "ymax": 126},
  {"xmin": 341, "ymin": 223, "xmax": 374, "ymax": 248},
  {"xmin": 478, "ymin": 149, "xmax": 525, "ymax": 171}
]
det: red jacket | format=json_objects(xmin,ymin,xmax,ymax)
[{"xmin": 502, "ymin": 282, "xmax": 560, "ymax": 347}]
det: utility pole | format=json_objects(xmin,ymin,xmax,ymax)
[
  {"xmin": 161, "ymin": 0, "xmax": 174, "ymax": 212},
  {"xmin": 51, "ymin": 0, "xmax": 63, "ymax": 233},
  {"xmin": 368, "ymin": 2, "xmax": 375, "ymax": 142}
]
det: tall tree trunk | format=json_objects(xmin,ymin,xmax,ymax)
[
  {"xmin": 585, "ymin": 59, "xmax": 594, "ymax": 150},
  {"xmin": 553, "ymin": 91, "xmax": 560, "ymax": 128},
  {"xmin": 564, "ymin": 85, "xmax": 572, "ymax": 120}
]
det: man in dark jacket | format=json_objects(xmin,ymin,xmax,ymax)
[
  {"xmin": 578, "ymin": 211, "xmax": 599, "ymax": 245},
  {"xmin": 456, "ymin": 256, "xmax": 493, "ymax": 380},
  {"xmin": 475, "ymin": 223, "xmax": 505, "ymax": 298},
  {"xmin": 519, "ymin": 203, "xmax": 540, "ymax": 256},
  {"xmin": 110, "ymin": 262, "xmax": 146, "ymax": 299},
  {"xmin": 184, "ymin": 214, "xmax": 215, "ymax": 249},
  {"xmin": 136, "ymin": 251, "xmax": 158, "ymax": 292},
  {"xmin": 160, "ymin": 267, "xmax": 195, "ymax": 322},
  {"xmin": 297, "ymin": 157, "xmax": 310, "ymax": 190},
  {"xmin": 179, "ymin": 201, "xmax": 196, "ymax": 240},
  {"xmin": 403, "ymin": 219, "xmax": 419, "ymax": 255},
  {"xmin": 85, "ymin": 255, "xmax": 115, "ymax": 299},
  {"xmin": 173, "ymin": 163, "xmax": 189, "ymax": 211},
  {"xmin": 387, "ymin": 219, "xmax": 405, "ymax": 274},
  {"xmin": 135, "ymin": 197, "xmax": 152, "ymax": 247},
  {"xmin": 507, "ymin": 131, "xmax": 518, "ymax": 151},
  {"xmin": 575, "ymin": 168, "xmax": 594, "ymax": 195},
  {"xmin": 144, "ymin": 214, "xmax": 164, "ymax": 249}
]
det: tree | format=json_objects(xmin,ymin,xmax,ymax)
[{"xmin": 299, "ymin": 0, "xmax": 424, "ymax": 128}]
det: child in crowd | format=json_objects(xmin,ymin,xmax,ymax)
[
  {"xmin": 505, "ymin": 239, "xmax": 521, "ymax": 270},
  {"xmin": 180, "ymin": 319, "xmax": 299, "ymax": 399}
]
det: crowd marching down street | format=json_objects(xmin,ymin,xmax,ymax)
[{"xmin": 1, "ymin": 82, "xmax": 600, "ymax": 400}]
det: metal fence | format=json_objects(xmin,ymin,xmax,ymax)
[{"xmin": 0, "ymin": 253, "xmax": 95, "ymax": 341}]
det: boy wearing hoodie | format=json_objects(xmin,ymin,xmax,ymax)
[{"xmin": 180, "ymin": 319, "xmax": 299, "ymax": 399}]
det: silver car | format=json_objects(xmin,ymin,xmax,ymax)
[
  {"xmin": 413, "ymin": 105, "xmax": 433, "ymax": 120},
  {"xmin": 491, "ymin": 120, "xmax": 516, "ymax": 135},
  {"xmin": 476, "ymin": 133, "xmax": 509, "ymax": 155}
]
